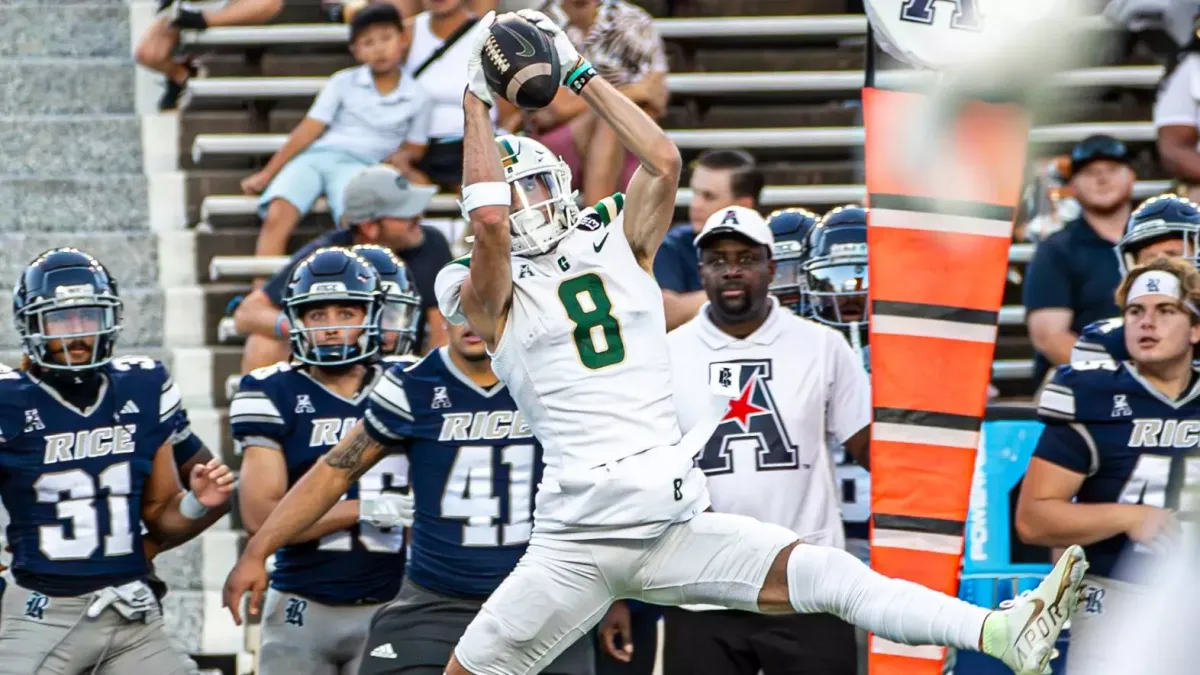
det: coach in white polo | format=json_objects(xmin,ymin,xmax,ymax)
[{"xmin": 663, "ymin": 205, "xmax": 870, "ymax": 675}]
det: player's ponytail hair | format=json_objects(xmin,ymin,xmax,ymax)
[{"xmin": 1116, "ymin": 256, "xmax": 1200, "ymax": 325}]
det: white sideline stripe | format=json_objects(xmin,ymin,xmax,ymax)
[
  {"xmin": 872, "ymin": 528, "xmax": 964, "ymax": 555},
  {"xmin": 872, "ymin": 422, "xmax": 980, "ymax": 450},
  {"xmin": 871, "ymin": 638, "xmax": 947, "ymax": 660},
  {"xmin": 870, "ymin": 208, "xmax": 1013, "ymax": 239},
  {"xmin": 871, "ymin": 315, "xmax": 997, "ymax": 344}
]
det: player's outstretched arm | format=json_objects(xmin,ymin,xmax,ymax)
[
  {"xmin": 458, "ymin": 81, "xmax": 514, "ymax": 348},
  {"xmin": 239, "ymin": 444, "xmax": 360, "ymax": 544},
  {"xmin": 240, "ymin": 421, "xmax": 391, "ymax": 560},
  {"xmin": 519, "ymin": 9, "xmax": 682, "ymax": 270},
  {"xmin": 142, "ymin": 442, "xmax": 233, "ymax": 543}
]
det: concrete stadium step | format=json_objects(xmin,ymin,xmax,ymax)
[
  {"xmin": 2, "ymin": 115, "xmax": 142, "ymax": 175},
  {"xmin": 179, "ymin": 111, "xmax": 256, "ymax": 170},
  {"xmin": 0, "ymin": 288, "xmax": 164, "ymax": 349},
  {"xmin": 209, "ymin": 345, "xmax": 246, "ymax": 408},
  {"xmin": 0, "ymin": 58, "xmax": 135, "ymax": 115},
  {"xmin": 699, "ymin": 102, "xmax": 860, "ymax": 129},
  {"xmin": 0, "ymin": 232, "xmax": 165, "ymax": 287},
  {"xmin": 198, "ymin": 283, "xmax": 251, "ymax": 346},
  {"xmin": 0, "ymin": 4, "xmax": 130, "ymax": 59},
  {"xmin": 194, "ymin": 228, "xmax": 324, "ymax": 283},
  {"xmin": 0, "ymin": 175, "xmax": 148, "ymax": 232}
]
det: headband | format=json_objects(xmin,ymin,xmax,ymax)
[{"xmin": 1128, "ymin": 270, "xmax": 1200, "ymax": 315}]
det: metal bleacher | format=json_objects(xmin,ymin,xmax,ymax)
[{"xmin": 175, "ymin": 0, "xmax": 1162, "ymax": 430}]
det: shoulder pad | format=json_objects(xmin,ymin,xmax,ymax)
[
  {"xmin": 576, "ymin": 192, "xmax": 625, "ymax": 232},
  {"xmin": 1081, "ymin": 317, "xmax": 1123, "ymax": 338},
  {"xmin": 1037, "ymin": 360, "xmax": 1123, "ymax": 423},
  {"xmin": 434, "ymin": 262, "xmax": 471, "ymax": 326},
  {"xmin": 235, "ymin": 362, "xmax": 295, "ymax": 397}
]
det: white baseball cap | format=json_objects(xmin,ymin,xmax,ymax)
[
  {"xmin": 341, "ymin": 165, "xmax": 438, "ymax": 228},
  {"xmin": 693, "ymin": 206, "xmax": 774, "ymax": 253}
]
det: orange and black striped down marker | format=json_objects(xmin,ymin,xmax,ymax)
[{"xmin": 862, "ymin": 87, "xmax": 1029, "ymax": 675}]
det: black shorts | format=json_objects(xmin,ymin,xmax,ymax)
[
  {"xmin": 661, "ymin": 606, "xmax": 857, "ymax": 675},
  {"xmin": 358, "ymin": 578, "xmax": 595, "ymax": 675}
]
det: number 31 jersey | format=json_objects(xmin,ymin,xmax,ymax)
[
  {"xmin": 230, "ymin": 362, "xmax": 409, "ymax": 605},
  {"xmin": 434, "ymin": 194, "xmax": 712, "ymax": 540},
  {"xmin": 363, "ymin": 347, "xmax": 541, "ymax": 598},
  {"xmin": 0, "ymin": 357, "xmax": 188, "ymax": 596},
  {"xmin": 1034, "ymin": 360, "xmax": 1200, "ymax": 581}
]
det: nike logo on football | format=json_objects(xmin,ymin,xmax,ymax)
[
  {"xmin": 593, "ymin": 233, "xmax": 610, "ymax": 252},
  {"xmin": 497, "ymin": 23, "xmax": 536, "ymax": 57}
]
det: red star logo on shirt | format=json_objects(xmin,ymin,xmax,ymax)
[{"xmin": 721, "ymin": 378, "xmax": 769, "ymax": 432}]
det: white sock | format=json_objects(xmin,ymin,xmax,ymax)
[{"xmin": 787, "ymin": 544, "xmax": 989, "ymax": 651}]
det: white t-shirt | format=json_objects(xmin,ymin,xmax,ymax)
[
  {"xmin": 1154, "ymin": 53, "xmax": 1200, "ymax": 134},
  {"xmin": 403, "ymin": 13, "xmax": 491, "ymax": 140},
  {"xmin": 668, "ymin": 299, "xmax": 872, "ymax": 550}
]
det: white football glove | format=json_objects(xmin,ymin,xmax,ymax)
[
  {"xmin": 516, "ymin": 9, "xmax": 584, "ymax": 83},
  {"xmin": 464, "ymin": 10, "xmax": 497, "ymax": 107},
  {"xmin": 359, "ymin": 490, "xmax": 414, "ymax": 530}
]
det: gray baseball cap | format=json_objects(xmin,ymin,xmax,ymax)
[{"xmin": 340, "ymin": 165, "xmax": 438, "ymax": 228}]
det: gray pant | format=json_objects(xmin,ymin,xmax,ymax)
[
  {"xmin": 259, "ymin": 587, "xmax": 389, "ymax": 675},
  {"xmin": 358, "ymin": 578, "xmax": 595, "ymax": 675},
  {"xmin": 0, "ymin": 571, "xmax": 197, "ymax": 675}
]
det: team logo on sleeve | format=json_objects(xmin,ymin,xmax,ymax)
[{"xmin": 696, "ymin": 359, "xmax": 799, "ymax": 475}]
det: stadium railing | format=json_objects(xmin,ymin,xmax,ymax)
[
  {"xmin": 179, "ymin": 14, "xmax": 1115, "ymax": 47},
  {"xmin": 197, "ymin": 180, "xmax": 1173, "ymax": 223},
  {"xmin": 181, "ymin": 65, "xmax": 1164, "ymax": 102},
  {"xmin": 190, "ymin": 121, "xmax": 1156, "ymax": 161}
]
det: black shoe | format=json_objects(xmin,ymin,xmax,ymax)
[{"xmin": 158, "ymin": 60, "xmax": 197, "ymax": 111}]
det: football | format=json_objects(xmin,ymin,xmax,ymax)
[{"xmin": 481, "ymin": 16, "xmax": 561, "ymax": 111}]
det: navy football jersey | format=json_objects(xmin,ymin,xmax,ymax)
[
  {"xmin": 0, "ymin": 356, "xmax": 188, "ymax": 596},
  {"xmin": 230, "ymin": 362, "xmax": 408, "ymax": 605},
  {"xmin": 1034, "ymin": 360, "xmax": 1200, "ymax": 581},
  {"xmin": 363, "ymin": 347, "xmax": 543, "ymax": 598},
  {"xmin": 1072, "ymin": 318, "xmax": 1128, "ymax": 363}
]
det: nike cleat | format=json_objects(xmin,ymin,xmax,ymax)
[{"xmin": 981, "ymin": 544, "xmax": 1088, "ymax": 675}]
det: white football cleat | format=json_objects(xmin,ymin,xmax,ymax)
[{"xmin": 981, "ymin": 544, "xmax": 1088, "ymax": 675}]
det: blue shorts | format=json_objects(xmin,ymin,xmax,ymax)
[{"xmin": 259, "ymin": 146, "xmax": 371, "ymax": 223}]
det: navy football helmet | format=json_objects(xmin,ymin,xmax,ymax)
[
  {"xmin": 284, "ymin": 247, "xmax": 383, "ymax": 367},
  {"xmin": 767, "ymin": 208, "xmax": 819, "ymax": 312},
  {"xmin": 13, "ymin": 248, "xmax": 123, "ymax": 371},
  {"xmin": 1117, "ymin": 194, "xmax": 1200, "ymax": 274},
  {"xmin": 351, "ymin": 244, "xmax": 421, "ymax": 357},
  {"xmin": 802, "ymin": 205, "xmax": 869, "ymax": 349}
]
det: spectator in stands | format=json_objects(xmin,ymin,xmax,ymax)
[
  {"xmin": 234, "ymin": 165, "xmax": 451, "ymax": 373},
  {"xmin": 526, "ymin": 0, "xmax": 670, "ymax": 205},
  {"xmin": 136, "ymin": 0, "xmax": 285, "ymax": 110},
  {"xmin": 240, "ymin": 4, "xmax": 434, "ymax": 260},
  {"xmin": 1023, "ymin": 135, "xmax": 1135, "ymax": 384},
  {"xmin": 655, "ymin": 149, "xmax": 765, "ymax": 330},
  {"xmin": 1154, "ymin": 50, "xmax": 1200, "ymax": 202},
  {"xmin": 403, "ymin": 0, "xmax": 522, "ymax": 191}
]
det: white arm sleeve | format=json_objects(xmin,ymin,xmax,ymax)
[{"xmin": 826, "ymin": 333, "xmax": 872, "ymax": 445}]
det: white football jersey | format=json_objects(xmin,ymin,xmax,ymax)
[
  {"xmin": 435, "ymin": 201, "xmax": 714, "ymax": 540},
  {"xmin": 669, "ymin": 301, "xmax": 872, "ymax": 550}
]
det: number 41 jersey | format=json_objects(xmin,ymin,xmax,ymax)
[
  {"xmin": 230, "ymin": 362, "xmax": 409, "ymax": 605},
  {"xmin": 363, "ymin": 347, "xmax": 541, "ymax": 597},
  {"xmin": 1034, "ymin": 360, "xmax": 1200, "ymax": 581},
  {"xmin": 0, "ymin": 357, "xmax": 188, "ymax": 596}
]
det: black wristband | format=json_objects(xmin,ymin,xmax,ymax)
[{"xmin": 565, "ymin": 60, "xmax": 597, "ymax": 96}]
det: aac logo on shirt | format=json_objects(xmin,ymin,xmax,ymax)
[{"xmin": 697, "ymin": 359, "xmax": 799, "ymax": 475}]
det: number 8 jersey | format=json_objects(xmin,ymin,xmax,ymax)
[
  {"xmin": 435, "ymin": 194, "xmax": 713, "ymax": 540},
  {"xmin": 0, "ymin": 358, "xmax": 188, "ymax": 596},
  {"xmin": 1033, "ymin": 360, "xmax": 1200, "ymax": 581}
]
